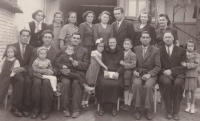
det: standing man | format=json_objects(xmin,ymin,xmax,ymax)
[
  {"xmin": 112, "ymin": 7, "xmax": 135, "ymax": 48},
  {"xmin": 28, "ymin": 30, "xmax": 60, "ymax": 120},
  {"xmin": 132, "ymin": 31, "xmax": 161, "ymax": 120},
  {"xmin": 3, "ymin": 29, "xmax": 34, "ymax": 117},
  {"xmin": 159, "ymin": 31, "xmax": 186, "ymax": 120},
  {"xmin": 60, "ymin": 32, "xmax": 89, "ymax": 118}
]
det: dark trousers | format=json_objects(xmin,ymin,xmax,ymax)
[
  {"xmin": 159, "ymin": 75, "xmax": 184, "ymax": 114},
  {"xmin": 60, "ymin": 76, "xmax": 83, "ymax": 112},
  {"xmin": 31, "ymin": 77, "xmax": 53, "ymax": 113},
  {"xmin": 132, "ymin": 76, "xmax": 157, "ymax": 109},
  {"xmin": 63, "ymin": 72, "xmax": 86, "ymax": 85},
  {"xmin": 11, "ymin": 73, "xmax": 32, "ymax": 110}
]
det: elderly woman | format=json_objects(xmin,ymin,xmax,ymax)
[
  {"xmin": 59, "ymin": 12, "xmax": 78, "ymax": 48},
  {"xmin": 93, "ymin": 11, "xmax": 113, "ymax": 47},
  {"xmin": 26, "ymin": 10, "xmax": 48, "ymax": 48},
  {"xmin": 47, "ymin": 11, "xmax": 64, "ymax": 50},
  {"xmin": 96, "ymin": 38, "xmax": 124, "ymax": 116},
  {"xmin": 79, "ymin": 11, "xmax": 95, "ymax": 55},
  {"xmin": 134, "ymin": 11, "xmax": 156, "ymax": 47},
  {"xmin": 155, "ymin": 14, "xmax": 179, "ymax": 48}
]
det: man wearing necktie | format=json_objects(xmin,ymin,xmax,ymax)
[
  {"xmin": 112, "ymin": 7, "xmax": 135, "ymax": 49},
  {"xmin": 3, "ymin": 29, "xmax": 34, "ymax": 117},
  {"xmin": 159, "ymin": 31, "xmax": 186, "ymax": 120},
  {"xmin": 132, "ymin": 31, "xmax": 161, "ymax": 120}
]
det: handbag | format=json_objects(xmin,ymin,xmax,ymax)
[{"xmin": 104, "ymin": 71, "xmax": 118, "ymax": 79}]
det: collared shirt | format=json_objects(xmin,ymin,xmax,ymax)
[
  {"xmin": 142, "ymin": 45, "xmax": 149, "ymax": 54},
  {"xmin": 24, "ymin": 20, "xmax": 43, "ymax": 33},
  {"xmin": 43, "ymin": 45, "xmax": 51, "ymax": 51},
  {"xmin": 165, "ymin": 44, "xmax": 174, "ymax": 56},
  {"xmin": 19, "ymin": 42, "xmax": 26, "ymax": 54},
  {"xmin": 124, "ymin": 49, "xmax": 131, "ymax": 56},
  {"xmin": 117, "ymin": 18, "xmax": 124, "ymax": 28}
]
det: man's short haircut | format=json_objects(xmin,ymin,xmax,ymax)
[
  {"xmin": 72, "ymin": 32, "xmax": 81, "ymax": 38},
  {"xmin": 20, "ymin": 29, "xmax": 31, "ymax": 35},
  {"xmin": 140, "ymin": 31, "xmax": 151, "ymax": 38},
  {"xmin": 41, "ymin": 30, "xmax": 54, "ymax": 38},
  {"xmin": 32, "ymin": 10, "xmax": 46, "ymax": 20},
  {"xmin": 124, "ymin": 38, "xmax": 133, "ymax": 45},
  {"xmin": 114, "ymin": 7, "xmax": 124, "ymax": 13}
]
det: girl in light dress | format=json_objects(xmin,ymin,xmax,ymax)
[
  {"xmin": 181, "ymin": 40, "xmax": 200, "ymax": 114},
  {"xmin": 82, "ymin": 38, "xmax": 108, "ymax": 109}
]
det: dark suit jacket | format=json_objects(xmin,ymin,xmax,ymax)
[
  {"xmin": 3, "ymin": 42, "xmax": 34, "ymax": 71},
  {"xmin": 160, "ymin": 45, "xmax": 186, "ymax": 78},
  {"xmin": 134, "ymin": 45, "xmax": 161, "ymax": 77},
  {"xmin": 112, "ymin": 19, "xmax": 135, "ymax": 48},
  {"xmin": 28, "ymin": 46, "xmax": 60, "ymax": 76},
  {"xmin": 79, "ymin": 22, "xmax": 95, "ymax": 46},
  {"xmin": 60, "ymin": 45, "xmax": 89, "ymax": 74}
]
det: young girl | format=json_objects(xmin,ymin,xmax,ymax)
[
  {"xmin": 120, "ymin": 39, "xmax": 136, "ymax": 110},
  {"xmin": 0, "ymin": 46, "xmax": 20, "ymax": 106},
  {"xmin": 82, "ymin": 38, "xmax": 108, "ymax": 109},
  {"xmin": 32, "ymin": 47, "xmax": 61, "ymax": 96},
  {"xmin": 55, "ymin": 45, "xmax": 94, "ymax": 93},
  {"xmin": 181, "ymin": 39, "xmax": 200, "ymax": 114}
]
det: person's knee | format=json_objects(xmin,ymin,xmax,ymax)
[
  {"xmin": 61, "ymin": 78, "xmax": 70, "ymax": 86},
  {"xmin": 174, "ymin": 78, "xmax": 184, "ymax": 87},
  {"xmin": 161, "ymin": 77, "xmax": 171, "ymax": 85},
  {"xmin": 43, "ymin": 79, "xmax": 51, "ymax": 85},
  {"xmin": 33, "ymin": 78, "xmax": 42, "ymax": 86},
  {"xmin": 132, "ymin": 78, "xmax": 142, "ymax": 86}
]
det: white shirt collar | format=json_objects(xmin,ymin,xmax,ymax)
[
  {"xmin": 34, "ymin": 20, "xmax": 42, "ymax": 33},
  {"xmin": 165, "ymin": 44, "xmax": 174, "ymax": 55},
  {"xmin": 124, "ymin": 49, "xmax": 130, "ymax": 56},
  {"xmin": 117, "ymin": 18, "xmax": 124, "ymax": 27},
  {"xmin": 43, "ymin": 45, "xmax": 51, "ymax": 51}
]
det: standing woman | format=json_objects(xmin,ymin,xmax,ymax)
[
  {"xmin": 155, "ymin": 14, "xmax": 179, "ymax": 48},
  {"xmin": 27, "ymin": 10, "xmax": 48, "ymax": 48},
  {"xmin": 79, "ymin": 11, "xmax": 95, "ymax": 55},
  {"xmin": 59, "ymin": 12, "xmax": 78, "ymax": 48},
  {"xmin": 93, "ymin": 11, "xmax": 113, "ymax": 47},
  {"xmin": 47, "ymin": 11, "xmax": 64, "ymax": 50},
  {"xmin": 134, "ymin": 11, "xmax": 156, "ymax": 48},
  {"xmin": 96, "ymin": 38, "xmax": 124, "ymax": 116}
]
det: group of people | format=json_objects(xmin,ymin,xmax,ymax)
[{"xmin": 0, "ymin": 6, "xmax": 199, "ymax": 121}]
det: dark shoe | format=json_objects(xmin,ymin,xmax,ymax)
[
  {"xmin": 63, "ymin": 110, "xmax": 70, "ymax": 117},
  {"xmin": 54, "ymin": 91, "xmax": 61, "ymax": 96},
  {"xmin": 134, "ymin": 109, "xmax": 141, "ymax": 120},
  {"xmin": 112, "ymin": 106, "xmax": 117, "ymax": 116},
  {"xmin": 11, "ymin": 108, "xmax": 22, "ymax": 117},
  {"xmin": 120, "ymin": 104, "xmax": 126, "ymax": 109},
  {"xmin": 22, "ymin": 111, "xmax": 29, "ymax": 117},
  {"xmin": 41, "ymin": 113, "xmax": 49, "ymax": 120},
  {"xmin": 30, "ymin": 112, "xmax": 39, "ymax": 119},
  {"xmin": 165, "ymin": 113, "xmax": 173, "ymax": 119},
  {"xmin": 145, "ymin": 109, "xmax": 153, "ymax": 120},
  {"xmin": 123, "ymin": 105, "xmax": 132, "ymax": 110},
  {"xmin": 173, "ymin": 113, "xmax": 180, "ymax": 120},
  {"xmin": 71, "ymin": 112, "xmax": 80, "ymax": 118},
  {"xmin": 98, "ymin": 105, "xmax": 104, "ymax": 116}
]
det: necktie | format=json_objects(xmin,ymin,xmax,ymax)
[
  {"xmin": 117, "ymin": 22, "xmax": 120, "ymax": 30},
  {"xmin": 143, "ymin": 47, "xmax": 146, "ymax": 58},
  {"xmin": 21, "ymin": 45, "xmax": 25, "ymax": 59},
  {"xmin": 167, "ymin": 46, "xmax": 170, "ymax": 57}
]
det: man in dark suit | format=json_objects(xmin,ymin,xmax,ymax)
[
  {"xmin": 59, "ymin": 32, "xmax": 89, "ymax": 118},
  {"xmin": 132, "ymin": 31, "xmax": 161, "ymax": 120},
  {"xmin": 28, "ymin": 30, "xmax": 60, "ymax": 120},
  {"xmin": 159, "ymin": 31, "xmax": 186, "ymax": 120},
  {"xmin": 112, "ymin": 7, "xmax": 135, "ymax": 48},
  {"xmin": 3, "ymin": 29, "xmax": 34, "ymax": 117}
]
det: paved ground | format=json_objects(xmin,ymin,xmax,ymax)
[{"xmin": 0, "ymin": 88, "xmax": 200, "ymax": 121}]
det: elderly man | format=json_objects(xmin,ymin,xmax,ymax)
[
  {"xmin": 132, "ymin": 31, "xmax": 161, "ymax": 120},
  {"xmin": 59, "ymin": 32, "xmax": 89, "ymax": 118},
  {"xmin": 28, "ymin": 30, "xmax": 60, "ymax": 120},
  {"xmin": 159, "ymin": 31, "xmax": 186, "ymax": 120},
  {"xmin": 2, "ymin": 29, "xmax": 33, "ymax": 117}
]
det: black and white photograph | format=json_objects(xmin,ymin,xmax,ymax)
[{"xmin": 0, "ymin": 0, "xmax": 200, "ymax": 121}]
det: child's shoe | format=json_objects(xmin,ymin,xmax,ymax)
[
  {"xmin": 185, "ymin": 103, "xmax": 190, "ymax": 112},
  {"xmin": 54, "ymin": 90, "xmax": 61, "ymax": 96},
  {"xmin": 190, "ymin": 104, "xmax": 195, "ymax": 114}
]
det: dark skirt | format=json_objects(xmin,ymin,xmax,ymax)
[{"xmin": 96, "ymin": 73, "xmax": 123, "ymax": 104}]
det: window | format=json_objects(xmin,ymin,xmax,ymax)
[{"xmin": 118, "ymin": 0, "xmax": 156, "ymax": 18}]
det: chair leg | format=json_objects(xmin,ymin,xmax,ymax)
[
  {"xmin": 5, "ymin": 94, "xmax": 8, "ymax": 109},
  {"xmin": 154, "ymin": 87, "xmax": 157, "ymax": 113},
  {"xmin": 58, "ymin": 96, "xmax": 60, "ymax": 110},
  {"xmin": 97, "ymin": 103, "xmax": 100, "ymax": 111},
  {"xmin": 117, "ymin": 98, "xmax": 120, "ymax": 111}
]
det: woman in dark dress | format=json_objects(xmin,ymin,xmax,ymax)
[
  {"xmin": 79, "ymin": 11, "xmax": 95, "ymax": 55},
  {"xmin": 27, "ymin": 10, "xmax": 48, "ymax": 48},
  {"xmin": 47, "ymin": 11, "xmax": 64, "ymax": 50},
  {"xmin": 96, "ymin": 38, "xmax": 124, "ymax": 116},
  {"xmin": 134, "ymin": 11, "xmax": 156, "ymax": 47}
]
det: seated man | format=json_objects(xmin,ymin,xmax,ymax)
[
  {"xmin": 132, "ymin": 31, "xmax": 161, "ymax": 120},
  {"xmin": 159, "ymin": 31, "xmax": 186, "ymax": 120},
  {"xmin": 59, "ymin": 32, "xmax": 89, "ymax": 118},
  {"xmin": 28, "ymin": 30, "xmax": 60, "ymax": 120}
]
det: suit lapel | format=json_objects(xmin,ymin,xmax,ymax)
[
  {"xmin": 137, "ymin": 46, "xmax": 143, "ymax": 61},
  {"xmin": 16, "ymin": 43, "xmax": 23, "ymax": 62},
  {"xmin": 85, "ymin": 22, "xmax": 93, "ymax": 30},
  {"xmin": 116, "ymin": 20, "xmax": 125, "ymax": 35},
  {"xmin": 143, "ymin": 45, "xmax": 151, "ymax": 62},
  {"xmin": 47, "ymin": 46, "xmax": 54, "ymax": 59},
  {"xmin": 162, "ymin": 47, "xmax": 170, "ymax": 61},
  {"xmin": 169, "ymin": 46, "xmax": 177, "ymax": 63},
  {"xmin": 124, "ymin": 50, "xmax": 131, "ymax": 59},
  {"xmin": 23, "ymin": 45, "xmax": 30, "ymax": 63}
]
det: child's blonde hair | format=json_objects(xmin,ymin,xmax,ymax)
[{"xmin": 37, "ymin": 47, "xmax": 48, "ymax": 56}]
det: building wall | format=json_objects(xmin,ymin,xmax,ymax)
[
  {"xmin": 0, "ymin": 8, "xmax": 16, "ymax": 59},
  {"xmin": 46, "ymin": 0, "xmax": 60, "ymax": 24}
]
